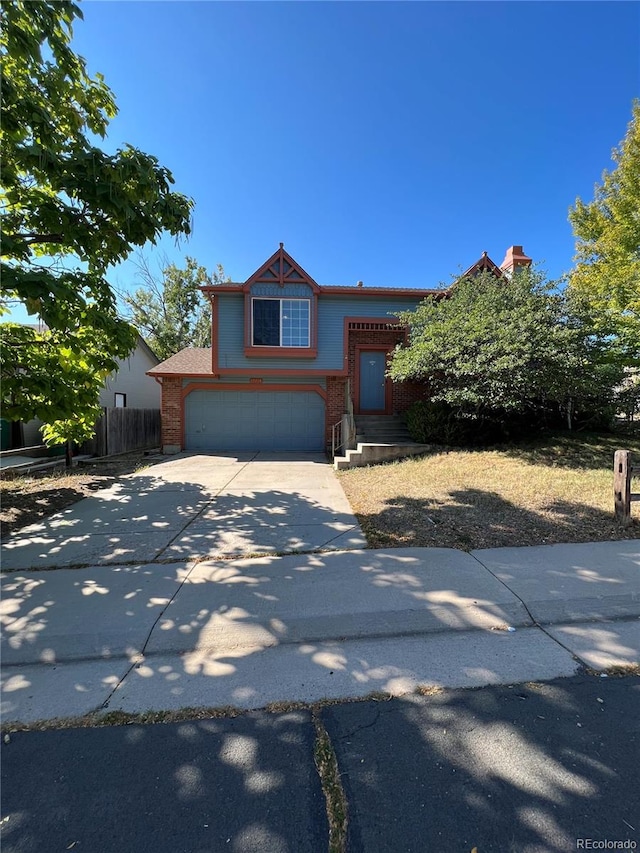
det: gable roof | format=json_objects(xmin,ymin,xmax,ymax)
[
  {"xmin": 201, "ymin": 244, "xmax": 444, "ymax": 298},
  {"xmin": 458, "ymin": 251, "xmax": 505, "ymax": 280},
  {"xmin": 201, "ymin": 244, "xmax": 529, "ymax": 299},
  {"xmin": 135, "ymin": 335, "xmax": 160, "ymax": 365},
  {"xmin": 242, "ymin": 243, "xmax": 321, "ymax": 293},
  {"xmin": 16, "ymin": 323, "xmax": 161, "ymax": 363}
]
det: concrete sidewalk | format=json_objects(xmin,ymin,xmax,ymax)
[{"xmin": 2, "ymin": 542, "xmax": 638, "ymax": 724}]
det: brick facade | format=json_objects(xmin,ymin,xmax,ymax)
[
  {"xmin": 159, "ymin": 334, "xmax": 427, "ymax": 452},
  {"xmin": 391, "ymin": 377, "xmax": 426, "ymax": 412},
  {"xmin": 326, "ymin": 376, "xmax": 348, "ymax": 444},
  {"xmin": 160, "ymin": 376, "xmax": 182, "ymax": 450},
  {"xmin": 159, "ymin": 352, "xmax": 425, "ymax": 452}
]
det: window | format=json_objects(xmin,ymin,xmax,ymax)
[
  {"xmin": 252, "ymin": 298, "xmax": 310, "ymax": 347},
  {"xmin": 114, "ymin": 393, "xmax": 126, "ymax": 408}
]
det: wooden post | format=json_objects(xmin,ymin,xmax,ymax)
[{"xmin": 614, "ymin": 450, "xmax": 632, "ymax": 523}]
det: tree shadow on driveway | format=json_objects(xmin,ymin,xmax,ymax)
[{"xmin": 0, "ymin": 457, "xmax": 366, "ymax": 570}]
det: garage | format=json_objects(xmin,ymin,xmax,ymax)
[{"xmin": 184, "ymin": 389, "xmax": 326, "ymax": 451}]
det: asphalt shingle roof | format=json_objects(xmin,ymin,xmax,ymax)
[{"xmin": 148, "ymin": 348, "xmax": 211, "ymax": 375}]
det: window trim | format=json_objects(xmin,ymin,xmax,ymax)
[
  {"xmin": 246, "ymin": 296, "xmax": 317, "ymax": 357},
  {"xmin": 114, "ymin": 392, "xmax": 127, "ymax": 408},
  {"xmin": 251, "ymin": 297, "xmax": 310, "ymax": 348}
]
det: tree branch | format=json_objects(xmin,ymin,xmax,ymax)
[{"xmin": 18, "ymin": 233, "xmax": 66, "ymax": 244}]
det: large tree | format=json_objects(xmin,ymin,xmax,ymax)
[
  {"xmin": 568, "ymin": 101, "xmax": 640, "ymax": 365},
  {"xmin": 0, "ymin": 1, "xmax": 193, "ymax": 446},
  {"xmin": 121, "ymin": 256, "xmax": 228, "ymax": 361},
  {"xmin": 388, "ymin": 268, "xmax": 621, "ymax": 430}
]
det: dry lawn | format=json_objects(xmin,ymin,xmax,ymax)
[{"xmin": 338, "ymin": 430, "xmax": 640, "ymax": 551}]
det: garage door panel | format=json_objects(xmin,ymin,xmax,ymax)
[{"xmin": 185, "ymin": 390, "xmax": 325, "ymax": 451}]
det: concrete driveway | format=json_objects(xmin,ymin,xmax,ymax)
[{"xmin": 0, "ymin": 452, "xmax": 366, "ymax": 571}]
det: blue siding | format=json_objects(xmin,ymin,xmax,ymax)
[
  {"xmin": 215, "ymin": 292, "xmax": 425, "ymax": 372},
  {"xmin": 216, "ymin": 295, "xmax": 247, "ymax": 369},
  {"xmin": 317, "ymin": 296, "xmax": 422, "ymax": 370},
  {"xmin": 251, "ymin": 282, "xmax": 312, "ymax": 297}
]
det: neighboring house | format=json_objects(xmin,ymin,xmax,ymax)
[
  {"xmin": 99, "ymin": 335, "xmax": 161, "ymax": 410},
  {"xmin": 149, "ymin": 243, "xmax": 531, "ymax": 454},
  {"xmin": 5, "ymin": 334, "xmax": 160, "ymax": 450}
]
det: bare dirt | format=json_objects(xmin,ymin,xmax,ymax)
[{"xmin": 0, "ymin": 452, "xmax": 163, "ymax": 537}]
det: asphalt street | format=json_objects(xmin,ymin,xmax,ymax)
[
  {"xmin": 2, "ymin": 675, "xmax": 639, "ymax": 853},
  {"xmin": 1, "ymin": 710, "xmax": 328, "ymax": 853}
]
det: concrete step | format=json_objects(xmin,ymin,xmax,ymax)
[
  {"xmin": 334, "ymin": 442, "xmax": 431, "ymax": 470},
  {"xmin": 355, "ymin": 416, "xmax": 407, "ymax": 426},
  {"xmin": 357, "ymin": 431, "xmax": 412, "ymax": 436},
  {"xmin": 355, "ymin": 415, "xmax": 412, "ymax": 443}
]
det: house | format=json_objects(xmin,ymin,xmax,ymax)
[
  {"xmin": 3, "ymin": 334, "xmax": 161, "ymax": 450},
  {"xmin": 99, "ymin": 335, "xmax": 161, "ymax": 410},
  {"xmin": 149, "ymin": 244, "xmax": 531, "ymax": 455}
]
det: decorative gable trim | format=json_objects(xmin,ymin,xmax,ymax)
[
  {"xmin": 242, "ymin": 244, "xmax": 319, "ymax": 358},
  {"xmin": 459, "ymin": 251, "xmax": 505, "ymax": 280},
  {"xmin": 243, "ymin": 243, "xmax": 321, "ymax": 294}
]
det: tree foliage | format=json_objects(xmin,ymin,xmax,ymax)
[
  {"xmin": 0, "ymin": 1, "xmax": 193, "ymax": 445},
  {"xmin": 568, "ymin": 101, "xmax": 640, "ymax": 365},
  {"xmin": 121, "ymin": 256, "xmax": 228, "ymax": 361},
  {"xmin": 388, "ymin": 268, "xmax": 621, "ymax": 432}
]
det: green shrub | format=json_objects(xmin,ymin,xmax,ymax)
[
  {"xmin": 406, "ymin": 401, "xmax": 506, "ymax": 446},
  {"xmin": 407, "ymin": 398, "xmax": 615, "ymax": 447}
]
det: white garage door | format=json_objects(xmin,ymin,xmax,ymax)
[{"xmin": 184, "ymin": 390, "xmax": 325, "ymax": 451}]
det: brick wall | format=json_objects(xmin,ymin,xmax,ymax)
[
  {"xmin": 326, "ymin": 376, "xmax": 347, "ymax": 445},
  {"xmin": 160, "ymin": 376, "xmax": 182, "ymax": 449},
  {"xmin": 391, "ymin": 378, "xmax": 427, "ymax": 412}
]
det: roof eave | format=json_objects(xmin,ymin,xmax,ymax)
[{"xmin": 147, "ymin": 370, "xmax": 213, "ymax": 378}]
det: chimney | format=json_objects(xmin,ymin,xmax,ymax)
[
  {"xmin": 357, "ymin": 280, "xmax": 364, "ymax": 288},
  {"xmin": 500, "ymin": 246, "xmax": 532, "ymax": 275}
]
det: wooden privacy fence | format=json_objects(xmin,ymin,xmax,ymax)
[
  {"xmin": 81, "ymin": 408, "xmax": 161, "ymax": 457},
  {"xmin": 614, "ymin": 449, "xmax": 640, "ymax": 523}
]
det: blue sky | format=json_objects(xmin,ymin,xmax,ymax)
[{"xmin": 10, "ymin": 1, "xmax": 640, "ymax": 319}]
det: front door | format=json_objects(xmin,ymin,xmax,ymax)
[{"xmin": 359, "ymin": 350, "xmax": 387, "ymax": 412}]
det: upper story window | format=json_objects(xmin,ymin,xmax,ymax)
[
  {"xmin": 241, "ymin": 245, "xmax": 319, "ymax": 357},
  {"xmin": 252, "ymin": 298, "xmax": 310, "ymax": 347}
]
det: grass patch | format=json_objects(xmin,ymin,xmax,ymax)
[
  {"xmin": 0, "ymin": 705, "xmax": 247, "ymax": 734},
  {"xmin": 414, "ymin": 685, "xmax": 445, "ymax": 696},
  {"xmin": 584, "ymin": 664, "xmax": 640, "ymax": 678},
  {"xmin": 1, "ymin": 692, "xmax": 395, "ymax": 734},
  {"xmin": 338, "ymin": 430, "xmax": 640, "ymax": 550},
  {"xmin": 312, "ymin": 710, "xmax": 348, "ymax": 853}
]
